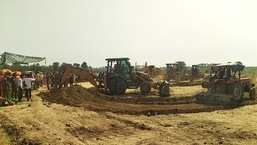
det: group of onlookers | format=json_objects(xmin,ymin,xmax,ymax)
[
  {"xmin": 0, "ymin": 69, "xmax": 80, "ymax": 103},
  {"xmin": 0, "ymin": 70, "xmax": 59, "ymax": 102},
  {"xmin": 0, "ymin": 71, "xmax": 38, "ymax": 102}
]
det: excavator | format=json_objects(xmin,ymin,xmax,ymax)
[
  {"xmin": 61, "ymin": 64, "xmax": 97, "ymax": 87},
  {"xmin": 136, "ymin": 62, "xmax": 166, "ymax": 79},
  {"xmin": 196, "ymin": 62, "xmax": 255, "ymax": 104},
  {"xmin": 61, "ymin": 57, "xmax": 170, "ymax": 96}
]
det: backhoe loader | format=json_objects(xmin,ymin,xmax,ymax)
[
  {"xmin": 165, "ymin": 62, "xmax": 187, "ymax": 83},
  {"xmin": 61, "ymin": 58, "xmax": 170, "ymax": 96},
  {"xmin": 165, "ymin": 62, "xmax": 204, "ymax": 83}
]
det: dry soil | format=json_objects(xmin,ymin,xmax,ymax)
[{"xmin": 0, "ymin": 81, "xmax": 257, "ymax": 145}]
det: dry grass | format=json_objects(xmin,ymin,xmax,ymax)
[
  {"xmin": 243, "ymin": 73, "xmax": 257, "ymax": 84},
  {"xmin": 0, "ymin": 128, "xmax": 11, "ymax": 145}
]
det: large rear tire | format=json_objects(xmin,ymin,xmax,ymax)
[
  {"xmin": 140, "ymin": 82, "xmax": 151, "ymax": 94},
  {"xmin": 108, "ymin": 77, "xmax": 127, "ymax": 95},
  {"xmin": 231, "ymin": 82, "xmax": 244, "ymax": 101},
  {"xmin": 249, "ymin": 88, "xmax": 256, "ymax": 100}
]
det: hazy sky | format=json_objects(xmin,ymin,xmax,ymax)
[{"xmin": 1, "ymin": 0, "xmax": 257, "ymax": 67}]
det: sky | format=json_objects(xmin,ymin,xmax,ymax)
[{"xmin": 1, "ymin": 0, "xmax": 257, "ymax": 67}]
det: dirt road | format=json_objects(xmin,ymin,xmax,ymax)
[{"xmin": 1, "ymin": 82, "xmax": 257, "ymax": 145}]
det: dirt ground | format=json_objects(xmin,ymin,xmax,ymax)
[{"xmin": 1, "ymin": 79, "xmax": 257, "ymax": 145}]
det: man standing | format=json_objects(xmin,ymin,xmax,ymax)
[
  {"xmin": 45, "ymin": 72, "xmax": 50, "ymax": 90},
  {"xmin": 1, "ymin": 73, "xmax": 10, "ymax": 99},
  {"xmin": 10, "ymin": 73, "xmax": 17, "ymax": 100},
  {"xmin": 23, "ymin": 73, "xmax": 35, "ymax": 101},
  {"xmin": 34, "ymin": 72, "xmax": 40, "ymax": 90},
  {"xmin": 68, "ymin": 74, "xmax": 74, "ymax": 87},
  {"xmin": 17, "ymin": 74, "xmax": 24, "ymax": 102}
]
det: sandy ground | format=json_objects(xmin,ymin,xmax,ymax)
[{"xmin": 0, "ymin": 82, "xmax": 257, "ymax": 145}]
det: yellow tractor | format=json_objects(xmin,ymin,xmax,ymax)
[
  {"xmin": 61, "ymin": 58, "xmax": 170, "ymax": 96},
  {"xmin": 165, "ymin": 61, "xmax": 193, "ymax": 83},
  {"xmin": 190, "ymin": 64, "xmax": 205, "ymax": 80},
  {"xmin": 165, "ymin": 62, "xmax": 204, "ymax": 83}
]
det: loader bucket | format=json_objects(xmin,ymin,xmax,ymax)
[{"xmin": 159, "ymin": 81, "xmax": 170, "ymax": 97}]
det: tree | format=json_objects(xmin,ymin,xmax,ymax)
[
  {"xmin": 52, "ymin": 62, "xmax": 60, "ymax": 71},
  {"xmin": 59, "ymin": 62, "xmax": 68, "ymax": 72}
]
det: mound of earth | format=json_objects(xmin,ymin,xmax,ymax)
[
  {"xmin": 40, "ymin": 84, "xmax": 257, "ymax": 115},
  {"xmin": 40, "ymin": 85, "xmax": 107, "ymax": 107}
]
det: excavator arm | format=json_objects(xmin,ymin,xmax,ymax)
[
  {"xmin": 143, "ymin": 62, "xmax": 166, "ymax": 79},
  {"xmin": 61, "ymin": 64, "xmax": 98, "ymax": 87}
]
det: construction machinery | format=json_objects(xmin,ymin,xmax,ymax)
[
  {"xmin": 61, "ymin": 58, "xmax": 170, "ymax": 96},
  {"xmin": 61, "ymin": 64, "xmax": 98, "ymax": 87},
  {"xmin": 196, "ymin": 62, "xmax": 255, "ymax": 104},
  {"xmin": 190, "ymin": 65, "xmax": 205, "ymax": 80},
  {"xmin": 165, "ymin": 61, "xmax": 193, "ymax": 83},
  {"xmin": 165, "ymin": 62, "xmax": 183, "ymax": 83},
  {"xmin": 165, "ymin": 62, "xmax": 205, "ymax": 83},
  {"xmin": 136, "ymin": 62, "xmax": 166, "ymax": 79}
]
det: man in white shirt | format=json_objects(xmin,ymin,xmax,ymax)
[{"xmin": 23, "ymin": 73, "xmax": 35, "ymax": 101}]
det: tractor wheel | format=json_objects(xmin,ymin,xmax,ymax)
[
  {"xmin": 249, "ymin": 88, "xmax": 256, "ymax": 100},
  {"xmin": 231, "ymin": 82, "xmax": 244, "ymax": 101},
  {"xmin": 140, "ymin": 82, "xmax": 151, "ymax": 94},
  {"xmin": 108, "ymin": 77, "xmax": 127, "ymax": 95}
]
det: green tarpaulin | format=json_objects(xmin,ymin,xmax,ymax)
[{"xmin": 0, "ymin": 52, "xmax": 45, "ymax": 65}]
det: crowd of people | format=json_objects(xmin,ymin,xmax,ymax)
[{"xmin": 0, "ymin": 70, "xmax": 76, "ymax": 103}]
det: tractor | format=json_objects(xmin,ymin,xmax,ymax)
[
  {"xmin": 190, "ymin": 64, "xmax": 205, "ymax": 80},
  {"xmin": 61, "ymin": 58, "xmax": 170, "ymax": 96},
  {"xmin": 165, "ymin": 61, "xmax": 193, "ymax": 83},
  {"xmin": 99, "ymin": 58, "xmax": 170, "ymax": 96},
  {"xmin": 165, "ymin": 62, "xmax": 182, "ymax": 83},
  {"xmin": 196, "ymin": 62, "xmax": 255, "ymax": 104}
]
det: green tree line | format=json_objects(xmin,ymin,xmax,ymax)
[{"xmin": 0, "ymin": 62, "xmax": 106, "ymax": 73}]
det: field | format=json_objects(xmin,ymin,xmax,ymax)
[{"xmin": 0, "ymin": 72, "xmax": 257, "ymax": 145}]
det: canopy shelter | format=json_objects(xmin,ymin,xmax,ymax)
[{"xmin": 0, "ymin": 52, "xmax": 45, "ymax": 65}]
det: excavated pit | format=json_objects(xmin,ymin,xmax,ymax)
[{"xmin": 40, "ymin": 85, "xmax": 257, "ymax": 115}]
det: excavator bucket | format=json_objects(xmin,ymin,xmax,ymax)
[{"xmin": 159, "ymin": 81, "xmax": 170, "ymax": 97}]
